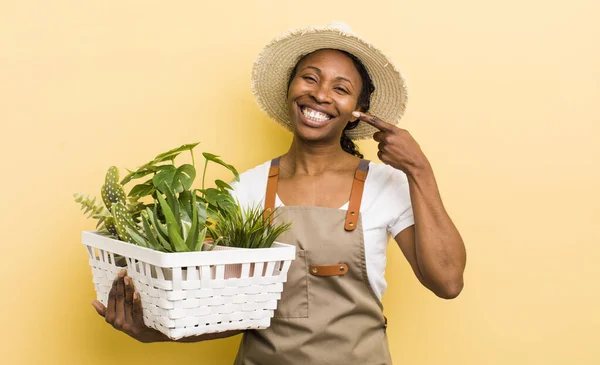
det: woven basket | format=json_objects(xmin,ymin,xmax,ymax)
[{"xmin": 81, "ymin": 230, "xmax": 296, "ymax": 340}]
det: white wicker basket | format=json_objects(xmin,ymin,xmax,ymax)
[{"xmin": 81, "ymin": 230, "xmax": 296, "ymax": 340}]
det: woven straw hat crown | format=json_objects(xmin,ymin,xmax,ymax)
[{"xmin": 251, "ymin": 21, "xmax": 408, "ymax": 140}]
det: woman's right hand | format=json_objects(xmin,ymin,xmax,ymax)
[{"xmin": 92, "ymin": 269, "xmax": 168, "ymax": 343}]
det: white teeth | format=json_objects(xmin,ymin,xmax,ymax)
[{"xmin": 301, "ymin": 107, "xmax": 332, "ymax": 122}]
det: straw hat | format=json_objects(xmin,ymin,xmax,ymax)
[{"xmin": 251, "ymin": 21, "xmax": 408, "ymax": 140}]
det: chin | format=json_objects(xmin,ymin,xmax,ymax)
[{"xmin": 292, "ymin": 124, "xmax": 340, "ymax": 144}]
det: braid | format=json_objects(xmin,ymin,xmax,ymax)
[
  {"xmin": 340, "ymin": 130, "xmax": 364, "ymax": 158},
  {"xmin": 338, "ymin": 50, "xmax": 374, "ymax": 159}
]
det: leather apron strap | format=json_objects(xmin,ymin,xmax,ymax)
[
  {"xmin": 263, "ymin": 157, "xmax": 370, "ymax": 228},
  {"xmin": 263, "ymin": 157, "xmax": 280, "ymax": 224},
  {"xmin": 344, "ymin": 159, "xmax": 370, "ymax": 231}
]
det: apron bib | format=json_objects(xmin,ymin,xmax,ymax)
[{"xmin": 234, "ymin": 158, "xmax": 391, "ymax": 365}]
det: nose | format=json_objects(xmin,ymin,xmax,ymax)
[{"xmin": 309, "ymin": 83, "xmax": 332, "ymax": 104}]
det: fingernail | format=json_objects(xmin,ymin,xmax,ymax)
[
  {"xmin": 352, "ymin": 111, "xmax": 361, "ymax": 117},
  {"xmin": 134, "ymin": 292, "xmax": 139, "ymax": 300},
  {"xmin": 124, "ymin": 277, "xmax": 130, "ymax": 286}
]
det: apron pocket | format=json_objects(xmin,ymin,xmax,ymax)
[{"xmin": 274, "ymin": 249, "xmax": 309, "ymax": 318}]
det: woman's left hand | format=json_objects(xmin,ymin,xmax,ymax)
[{"xmin": 352, "ymin": 111, "xmax": 429, "ymax": 176}]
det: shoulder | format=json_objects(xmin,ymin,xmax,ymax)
[
  {"xmin": 228, "ymin": 159, "xmax": 272, "ymax": 206},
  {"xmin": 362, "ymin": 161, "xmax": 412, "ymax": 213},
  {"xmin": 366, "ymin": 161, "xmax": 409, "ymax": 188},
  {"xmin": 236, "ymin": 160, "xmax": 272, "ymax": 186}
]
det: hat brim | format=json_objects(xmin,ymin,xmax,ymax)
[{"xmin": 251, "ymin": 25, "xmax": 408, "ymax": 140}]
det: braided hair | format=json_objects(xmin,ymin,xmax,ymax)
[{"xmin": 287, "ymin": 50, "xmax": 376, "ymax": 159}]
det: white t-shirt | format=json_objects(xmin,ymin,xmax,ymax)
[{"xmin": 229, "ymin": 160, "xmax": 414, "ymax": 300}]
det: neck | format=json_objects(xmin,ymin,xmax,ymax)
[{"xmin": 282, "ymin": 137, "xmax": 355, "ymax": 176}]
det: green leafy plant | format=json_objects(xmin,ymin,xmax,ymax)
[
  {"xmin": 208, "ymin": 203, "xmax": 292, "ymax": 249},
  {"xmin": 74, "ymin": 143, "xmax": 290, "ymax": 252}
]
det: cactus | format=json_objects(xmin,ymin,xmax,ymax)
[
  {"xmin": 74, "ymin": 167, "xmax": 143, "ymax": 242},
  {"xmin": 103, "ymin": 216, "xmax": 118, "ymax": 236},
  {"xmin": 101, "ymin": 166, "xmax": 127, "ymax": 211},
  {"xmin": 98, "ymin": 166, "xmax": 144, "ymax": 242},
  {"xmin": 112, "ymin": 201, "xmax": 137, "ymax": 244}
]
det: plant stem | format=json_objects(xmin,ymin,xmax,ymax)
[{"xmin": 202, "ymin": 159, "xmax": 208, "ymax": 193}]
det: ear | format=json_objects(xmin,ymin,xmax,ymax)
[
  {"xmin": 346, "ymin": 104, "xmax": 365, "ymax": 130},
  {"xmin": 345, "ymin": 120, "xmax": 360, "ymax": 130}
]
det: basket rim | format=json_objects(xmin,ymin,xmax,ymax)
[{"xmin": 81, "ymin": 230, "xmax": 296, "ymax": 267}]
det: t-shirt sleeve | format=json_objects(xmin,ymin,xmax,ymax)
[
  {"xmin": 227, "ymin": 178, "xmax": 243, "ymax": 202},
  {"xmin": 387, "ymin": 169, "xmax": 415, "ymax": 237},
  {"xmin": 225, "ymin": 161, "xmax": 270, "ymax": 210}
]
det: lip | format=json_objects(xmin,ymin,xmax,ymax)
[{"xmin": 297, "ymin": 104, "xmax": 337, "ymax": 128}]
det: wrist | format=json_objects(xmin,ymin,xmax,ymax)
[{"xmin": 405, "ymin": 159, "xmax": 432, "ymax": 179}]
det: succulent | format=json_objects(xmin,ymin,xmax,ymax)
[
  {"xmin": 112, "ymin": 202, "xmax": 137, "ymax": 244},
  {"xmin": 103, "ymin": 216, "xmax": 118, "ymax": 237},
  {"xmin": 101, "ymin": 166, "xmax": 127, "ymax": 211}
]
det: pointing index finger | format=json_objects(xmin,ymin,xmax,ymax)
[{"xmin": 352, "ymin": 111, "xmax": 394, "ymax": 132}]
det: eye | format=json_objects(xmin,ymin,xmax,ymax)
[
  {"xmin": 335, "ymin": 87, "xmax": 349, "ymax": 94},
  {"xmin": 302, "ymin": 75, "xmax": 317, "ymax": 83}
]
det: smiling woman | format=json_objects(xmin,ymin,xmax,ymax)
[
  {"xmin": 95, "ymin": 21, "xmax": 466, "ymax": 365},
  {"xmin": 287, "ymin": 49, "xmax": 376, "ymax": 158},
  {"xmin": 288, "ymin": 50, "xmax": 364, "ymax": 141},
  {"xmin": 228, "ymin": 21, "xmax": 466, "ymax": 365}
]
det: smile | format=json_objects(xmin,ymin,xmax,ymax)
[{"xmin": 300, "ymin": 106, "xmax": 333, "ymax": 123}]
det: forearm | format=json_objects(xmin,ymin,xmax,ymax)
[
  {"xmin": 139, "ymin": 328, "xmax": 243, "ymax": 343},
  {"xmin": 406, "ymin": 162, "xmax": 466, "ymax": 299}
]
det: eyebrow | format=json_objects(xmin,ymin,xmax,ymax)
[{"xmin": 300, "ymin": 66, "xmax": 354, "ymax": 86}]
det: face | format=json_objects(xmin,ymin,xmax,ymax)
[{"xmin": 286, "ymin": 49, "xmax": 363, "ymax": 143}]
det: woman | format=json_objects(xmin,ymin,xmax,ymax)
[{"xmin": 92, "ymin": 22, "xmax": 467, "ymax": 364}]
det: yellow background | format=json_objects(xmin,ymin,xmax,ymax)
[{"xmin": 1, "ymin": 0, "xmax": 599, "ymax": 364}]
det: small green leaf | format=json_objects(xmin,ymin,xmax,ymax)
[
  {"xmin": 215, "ymin": 179, "xmax": 233, "ymax": 192},
  {"xmin": 155, "ymin": 228, "xmax": 174, "ymax": 252},
  {"xmin": 195, "ymin": 200, "xmax": 208, "ymax": 223},
  {"xmin": 128, "ymin": 179, "xmax": 155, "ymax": 198},
  {"xmin": 201, "ymin": 188, "xmax": 225, "ymax": 207},
  {"xmin": 126, "ymin": 226, "xmax": 149, "ymax": 248},
  {"xmin": 141, "ymin": 213, "xmax": 164, "ymax": 252},
  {"xmin": 193, "ymin": 226, "xmax": 207, "ymax": 252},
  {"xmin": 202, "ymin": 152, "xmax": 239, "ymax": 181},
  {"xmin": 185, "ymin": 193, "xmax": 199, "ymax": 250},
  {"xmin": 120, "ymin": 165, "xmax": 160, "ymax": 185},
  {"xmin": 153, "ymin": 166, "xmax": 177, "ymax": 192},
  {"xmin": 156, "ymin": 193, "xmax": 188, "ymax": 252},
  {"xmin": 173, "ymin": 164, "xmax": 196, "ymax": 193},
  {"xmin": 163, "ymin": 187, "xmax": 181, "ymax": 235},
  {"xmin": 153, "ymin": 143, "xmax": 199, "ymax": 164},
  {"xmin": 149, "ymin": 206, "xmax": 169, "ymax": 243},
  {"xmin": 179, "ymin": 190, "xmax": 193, "ymax": 219}
]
